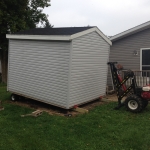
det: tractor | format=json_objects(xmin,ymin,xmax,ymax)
[{"xmin": 108, "ymin": 62, "xmax": 150, "ymax": 113}]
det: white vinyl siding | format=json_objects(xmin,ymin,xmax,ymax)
[
  {"xmin": 7, "ymin": 31, "xmax": 110, "ymax": 109},
  {"xmin": 8, "ymin": 40, "xmax": 71, "ymax": 108},
  {"xmin": 68, "ymin": 31, "xmax": 110, "ymax": 107}
]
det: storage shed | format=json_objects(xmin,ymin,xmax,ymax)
[{"xmin": 6, "ymin": 27, "xmax": 112, "ymax": 109}]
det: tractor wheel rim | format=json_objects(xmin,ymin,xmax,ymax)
[
  {"xmin": 128, "ymin": 100, "xmax": 138, "ymax": 110},
  {"xmin": 12, "ymin": 96, "xmax": 15, "ymax": 101}
]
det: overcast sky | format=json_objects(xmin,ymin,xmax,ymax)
[{"xmin": 43, "ymin": 0, "xmax": 150, "ymax": 36}]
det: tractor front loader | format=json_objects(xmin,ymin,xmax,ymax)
[{"xmin": 108, "ymin": 62, "xmax": 149, "ymax": 113}]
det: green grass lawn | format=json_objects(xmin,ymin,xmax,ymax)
[{"xmin": 1, "ymin": 84, "xmax": 150, "ymax": 150}]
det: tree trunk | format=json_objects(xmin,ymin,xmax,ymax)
[{"xmin": 0, "ymin": 51, "xmax": 8, "ymax": 83}]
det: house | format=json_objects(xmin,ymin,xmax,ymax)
[
  {"xmin": 108, "ymin": 21, "xmax": 150, "ymax": 88},
  {"xmin": 6, "ymin": 27, "xmax": 112, "ymax": 109}
]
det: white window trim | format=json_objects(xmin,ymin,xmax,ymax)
[{"xmin": 140, "ymin": 48, "xmax": 150, "ymax": 71}]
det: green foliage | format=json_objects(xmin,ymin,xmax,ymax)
[
  {"xmin": 0, "ymin": 83, "xmax": 11, "ymax": 101},
  {"xmin": 44, "ymin": 18, "xmax": 54, "ymax": 28},
  {"xmin": 1, "ymin": 84, "xmax": 150, "ymax": 149},
  {"xmin": 0, "ymin": 0, "xmax": 52, "ymax": 50},
  {"xmin": 0, "ymin": 73, "xmax": 2, "ymax": 83}
]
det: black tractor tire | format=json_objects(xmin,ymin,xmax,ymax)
[
  {"xmin": 125, "ymin": 95, "xmax": 143, "ymax": 113},
  {"xmin": 10, "ymin": 94, "xmax": 18, "ymax": 101},
  {"xmin": 142, "ymin": 100, "xmax": 148, "ymax": 109}
]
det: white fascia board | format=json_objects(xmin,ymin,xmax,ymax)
[
  {"xmin": 110, "ymin": 21, "xmax": 150, "ymax": 41},
  {"xmin": 6, "ymin": 34, "xmax": 71, "ymax": 41},
  {"xmin": 71, "ymin": 27, "xmax": 112, "ymax": 45},
  {"xmin": 95, "ymin": 27, "xmax": 112, "ymax": 45},
  {"xmin": 6, "ymin": 27, "xmax": 112, "ymax": 45}
]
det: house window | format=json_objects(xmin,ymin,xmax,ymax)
[{"xmin": 141, "ymin": 48, "xmax": 150, "ymax": 76}]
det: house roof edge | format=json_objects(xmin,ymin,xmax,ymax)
[{"xmin": 110, "ymin": 21, "xmax": 150, "ymax": 42}]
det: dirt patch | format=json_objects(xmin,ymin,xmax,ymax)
[
  {"xmin": 104, "ymin": 94, "xmax": 118, "ymax": 102},
  {"xmin": 5, "ymin": 94, "xmax": 118, "ymax": 117}
]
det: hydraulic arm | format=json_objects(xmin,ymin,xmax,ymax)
[{"xmin": 108, "ymin": 62, "xmax": 138, "ymax": 109}]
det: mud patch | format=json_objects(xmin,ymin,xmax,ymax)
[{"xmin": 5, "ymin": 94, "xmax": 117, "ymax": 117}]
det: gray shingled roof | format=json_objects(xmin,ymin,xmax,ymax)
[{"xmin": 14, "ymin": 27, "xmax": 94, "ymax": 35}]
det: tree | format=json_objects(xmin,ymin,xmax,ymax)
[
  {"xmin": 44, "ymin": 18, "xmax": 54, "ymax": 28},
  {"xmin": 0, "ymin": 0, "xmax": 52, "ymax": 83}
]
